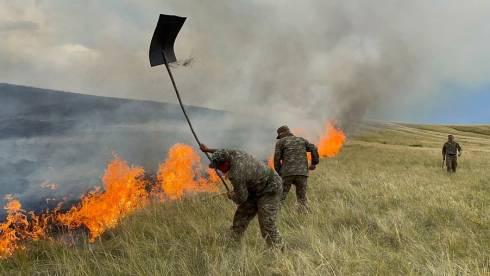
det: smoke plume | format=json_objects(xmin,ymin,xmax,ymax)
[{"xmin": 1, "ymin": 0, "xmax": 490, "ymax": 130}]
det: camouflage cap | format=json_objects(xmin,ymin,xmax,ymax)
[
  {"xmin": 276, "ymin": 125, "xmax": 290, "ymax": 139},
  {"xmin": 209, "ymin": 149, "xmax": 231, "ymax": 168}
]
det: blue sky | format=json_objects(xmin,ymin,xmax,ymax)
[
  {"xmin": 387, "ymin": 84, "xmax": 490, "ymax": 124},
  {"xmin": 429, "ymin": 86, "xmax": 490, "ymax": 124}
]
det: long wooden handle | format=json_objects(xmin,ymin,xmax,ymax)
[{"xmin": 162, "ymin": 54, "xmax": 230, "ymax": 192}]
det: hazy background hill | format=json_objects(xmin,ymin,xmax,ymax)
[{"xmin": 0, "ymin": 83, "xmax": 273, "ymax": 217}]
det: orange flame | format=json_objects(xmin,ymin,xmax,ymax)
[
  {"xmin": 57, "ymin": 157, "xmax": 149, "ymax": 241},
  {"xmin": 158, "ymin": 144, "xmax": 219, "ymax": 200},
  {"xmin": 0, "ymin": 197, "xmax": 48, "ymax": 257},
  {"xmin": 317, "ymin": 122, "xmax": 346, "ymax": 158},
  {"xmin": 0, "ymin": 143, "xmax": 222, "ymax": 257},
  {"xmin": 58, "ymin": 145, "xmax": 219, "ymax": 242},
  {"xmin": 0, "ymin": 198, "xmax": 25, "ymax": 257}
]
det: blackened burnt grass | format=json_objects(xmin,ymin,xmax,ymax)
[{"xmin": 1, "ymin": 124, "xmax": 489, "ymax": 275}]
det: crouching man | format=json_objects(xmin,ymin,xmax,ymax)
[{"xmin": 200, "ymin": 144, "xmax": 283, "ymax": 248}]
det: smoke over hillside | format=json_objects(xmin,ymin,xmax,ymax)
[
  {"xmin": 0, "ymin": 84, "xmax": 273, "ymax": 218},
  {"xmin": 2, "ymin": 0, "xmax": 490, "ymax": 130}
]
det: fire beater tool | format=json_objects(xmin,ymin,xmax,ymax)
[{"xmin": 149, "ymin": 14, "xmax": 230, "ymax": 192}]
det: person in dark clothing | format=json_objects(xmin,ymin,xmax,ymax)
[
  {"xmin": 442, "ymin": 135, "xmax": 462, "ymax": 173},
  {"xmin": 274, "ymin": 125, "xmax": 319, "ymax": 212},
  {"xmin": 200, "ymin": 144, "xmax": 283, "ymax": 247}
]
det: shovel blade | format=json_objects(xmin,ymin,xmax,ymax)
[{"xmin": 149, "ymin": 14, "xmax": 186, "ymax": 67}]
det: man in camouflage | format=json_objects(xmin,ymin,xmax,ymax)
[
  {"xmin": 274, "ymin": 125, "xmax": 319, "ymax": 212},
  {"xmin": 200, "ymin": 144, "xmax": 283, "ymax": 247},
  {"xmin": 442, "ymin": 135, "xmax": 462, "ymax": 173}
]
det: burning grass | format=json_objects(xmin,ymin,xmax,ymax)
[
  {"xmin": 1, "ymin": 124, "xmax": 489, "ymax": 275},
  {"xmin": 1, "ymin": 121, "xmax": 346, "ymax": 258},
  {"xmin": 317, "ymin": 122, "xmax": 346, "ymax": 157},
  {"xmin": 0, "ymin": 144, "xmax": 220, "ymax": 257},
  {"xmin": 157, "ymin": 144, "xmax": 219, "ymax": 200},
  {"xmin": 57, "ymin": 157, "xmax": 149, "ymax": 242}
]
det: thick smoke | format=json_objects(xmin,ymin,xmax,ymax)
[
  {"xmin": 2, "ymin": 0, "xmax": 490, "ymax": 129},
  {"xmin": 167, "ymin": 0, "xmax": 490, "ymax": 130},
  {"xmin": 0, "ymin": 84, "xmax": 244, "ymax": 217}
]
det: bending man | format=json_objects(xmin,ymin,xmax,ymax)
[{"xmin": 200, "ymin": 144, "xmax": 283, "ymax": 247}]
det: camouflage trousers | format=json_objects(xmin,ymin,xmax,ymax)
[
  {"xmin": 282, "ymin": 175, "xmax": 309, "ymax": 213},
  {"xmin": 230, "ymin": 180, "xmax": 283, "ymax": 247},
  {"xmin": 446, "ymin": 155, "xmax": 458, "ymax": 173}
]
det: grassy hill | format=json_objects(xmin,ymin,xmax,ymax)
[{"xmin": 1, "ymin": 124, "xmax": 489, "ymax": 275}]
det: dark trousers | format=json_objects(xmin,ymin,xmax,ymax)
[
  {"xmin": 230, "ymin": 183, "xmax": 283, "ymax": 246},
  {"xmin": 282, "ymin": 175, "xmax": 308, "ymax": 212},
  {"xmin": 446, "ymin": 155, "xmax": 458, "ymax": 173}
]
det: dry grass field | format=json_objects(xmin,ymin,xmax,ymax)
[{"xmin": 1, "ymin": 123, "xmax": 489, "ymax": 275}]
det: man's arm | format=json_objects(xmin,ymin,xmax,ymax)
[
  {"xmin": 305, "ymin": 140, "xmax": 320, "ymax": 166},
  {"xmin": 442, "ymin": 144, "xmax": 447, "ymax": 159},
  {"xmin": 273, "ymin": 141, "xmax": 282, "ymax": 175},
  {"xmin": 457, "ymin": 143, "xmax": 462, "ymax": 156}
]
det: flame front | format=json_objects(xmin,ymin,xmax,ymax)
[
  {"xmin": 158, "ymin": 144, "xmax": 219, "ymax": 200},
  {"xmin": 1, "ymin": 122, "xmax": 345, "ymax": 257},
  {"xmin": 0, "ymin": 144, "xmax": 221, "ymax": 257},
  {"xmin": 57, "ymin": 157, "xmax": 149, "ymax": 242},
  {"xmin": 317, "ymin": 122, "xmax": 346, "ymax": 158},
  {"xmin": 0, "ymin": 199, "xmax": 25, "ymax": 256},
  {"xmin": 0, "ymin": 198, "xmax": 47, "ymax": 257}
]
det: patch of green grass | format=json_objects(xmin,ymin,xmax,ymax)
[{"xmin": 1, "ymin": 124, "xmax": 489, "ymax": 275}]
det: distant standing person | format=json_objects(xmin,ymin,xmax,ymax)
[
  {"xmin": 200, "ymin": 144, "xmax": 283, "ymax": 248},
  {"xmin": 442, "ymin": 135, "xmax": 462, "ymax": 173},
  {"xmin": 274, "ymin": 125, "xmax": 319, "ymax": 213}
]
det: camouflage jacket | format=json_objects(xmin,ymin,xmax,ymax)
[
  {"xmin": 274, "ymin": 134, "xmax": 319, "ymax": 177},
  {"xmin": 212, "ymin": 149, "xmax": 281, "ymax": 205},
  {"xmin": 442, "ymin": 141, "xmax": 462, "ymax": 156}
]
